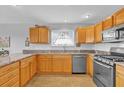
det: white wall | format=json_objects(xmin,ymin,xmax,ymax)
[{"xmin": 0, "ymin": 23, "xmax": 31, "ymax": 54}]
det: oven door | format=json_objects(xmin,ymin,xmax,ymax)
[{"xmin": 93, "ymin": 60, "xmax": 114, "ymax": 87}]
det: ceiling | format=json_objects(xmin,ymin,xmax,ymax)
[{"xmin": 0, "ymin": 5, "xmax": 124, "ymax": 29}]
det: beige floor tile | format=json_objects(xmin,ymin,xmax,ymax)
[{"xmin": 26, "ymin": 74, "xmax": 96, "ymax": 87}]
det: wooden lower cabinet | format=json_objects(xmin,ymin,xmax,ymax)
[
  {"xmin": 52, "ymin": 55, "xmax": 64, "ymax": 73},
  {"xmin": 0, "ymin": 62, "xmax": 19, "ymax": 87},
  {"xmin": 30, "ymin": 56, "xmax": 37, "ymax": 77},
  {"xmin": 52, "ymin": 55, "xmax": 72, "ymax": 74},
  {"xmin": 38, "ymin": 54, "xmax": 72, "ymax": 74},
  {"xmin": 20, "ymin": 56, "xmax": 37, "ymax": 86},
  {"xmin": 116, "ymin": 64, "xmax": 124, "ymax": 87},
  {"xmin": 20, "ymin": 58, "xmax": 30, "ymax": 86},
  {"xmin": 38, "ymin": 55, "xmax": 52, "ymax": 73},
  {"xmin": 87, "ymin": 54, "xmax": 94, "ymax": 77},
  {"xmin": 63, "ymin": 56, "xmax": 72, "ymax": 73},
  {"xmin": 0, "ymin": 54, "xmax": 72, "ymax": 87}
]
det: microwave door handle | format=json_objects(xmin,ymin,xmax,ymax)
[{"xmin": 94, "ymin": 61, "xmax": 111, "ymax": 69}]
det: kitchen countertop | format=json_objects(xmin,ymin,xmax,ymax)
[
  {"xmin": 0, "ymin": 52, "xmax": 91, "ymax": 68},
  {"xmin": 0, "ymin": 53, "xmax": 34, "ymax": 68},
  {"xmin": 115, "ymin": 62, "xmax": 124, "ymax": 67},
  {"xmin": 0, "ymin": 50, "xmax": 109, "ymax": 68}
]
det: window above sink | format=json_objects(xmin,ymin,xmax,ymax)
[{"xmin": 51, "ymin": 30, "xmax": 75, "ymax": 46}]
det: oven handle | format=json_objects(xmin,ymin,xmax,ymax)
[{"xmin": 94, "ymin": 60, "xmax": 112, "ymax": 69}]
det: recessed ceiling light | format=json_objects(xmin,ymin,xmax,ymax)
[
  {"xmin": 85, "ymin": 15, "xmax": 90, "ymax": 18},
  {"xmin": 81, "ymin": 13, "xmax": 91, "ymax": 19}
]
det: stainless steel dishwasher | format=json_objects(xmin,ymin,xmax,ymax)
[{"xmin": 72, "ymin": 54, "xmax": 86, "ymax": 73}]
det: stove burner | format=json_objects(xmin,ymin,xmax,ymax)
[{"xmin": 94, "ymin": 55, "xmax": 124, "ymax": 66}]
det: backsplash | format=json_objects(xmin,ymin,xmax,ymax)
[{"xmin": 94, "ymin": 43, "xmax": 124, "ymax": 51}]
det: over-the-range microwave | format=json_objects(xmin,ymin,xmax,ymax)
[{"xmin": 102, "ymin": 27, "xmax": 124, "ymax": 42}]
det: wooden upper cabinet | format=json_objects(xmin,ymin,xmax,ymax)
[
  {"xmin": 76, "ymin": 27, "xmax": 86, "ymax": 44},
  {"xmin": 94, "ymin": 22, "xmax": 102, "ymax": 43},
  {"xmin": 103, "ymin": 16, "xmax": 113, "ymax": 30},
  {"xmin": 29, "ymin": 27, "xmax": 39, "ymax": 43},
  {"xmin": 29, "ymin": 26, "xmax": 49, "ymax": 44},
  {"xmin": 38, "ymin": 27, "xmax": 49, "ymax": 44},
  {"xmin": 113, "ymin": 8, "xmax": 124, "ymax": 25},
  {"xmin": 85, "ymin": 26, "xmax": 94, "ymax": 43}
]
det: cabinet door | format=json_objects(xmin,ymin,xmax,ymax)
[
  {"xmin": 85, "ymin": 26, "xmax": 94, "ymax": 43},
  {"xmin": 116, "ymin": 72, "xmax": 124, "ymax": 87},
  {"xmin": 103, "ymin": 16, "xmax": 113, "ymax": 30},
  {"xmin": 38, "ymin": 55, "xmax": 52, "ymax": 73},
  {"xmin": 113, "ymin": 8, "xmax": 124, "ymax": 25},
  {"xmin": 63, "ymin": 55, "xmax": 72, "ymax": 73},
  {"xmin": 38, "ymin": 27, "xmax": 49, "ymax": 43},
  {"xmin": 94, "ymin": 23, "xmax": 102, "ymax": 43},
  {"xmin": 29, "ymin": 27, "xmax": 39, "ymax": 43},
  {"xmin": 52, "ymin": 59, "xmax": 63, "ymax": 73},
  {"xmin": 76, "ymin": 27, "xmax": 86, "ymax": 43},
  {"xmin": 45, "ymin": 59, "xmax": 52, "ymax": 73},
  {"xmin": 38, "ymin": 59, "xmax": 46, "ymax": 73},
  {"xmin": 87, "ymin": 54, "xmax": 93, "ymax": 77},
  {"xmin": 20, "ymin": 61, "xmax": 30, "ymax": 86},
  {"xmin": 116, "ymin": 65, "xmax": 124, "ymax": 87},
  {"xmin": 30, "ymin": 56, "xmax": 37, "ymax": 77}
]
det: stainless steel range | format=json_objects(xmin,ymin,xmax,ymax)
[{"xmin": 93, "ymin": 47, "xmax": 124, "ymax": 87}]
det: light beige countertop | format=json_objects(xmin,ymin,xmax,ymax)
[
  {"xmin": 115, "ymin": 62, "xmax": 124, "ymax": 67},
  {"xmin": 0, "ymin": 52, "xmax": 91, "ymax": 68},
  {"xmin": 0, "ymin": 53, "xmax": 34, "ymax": 68}
]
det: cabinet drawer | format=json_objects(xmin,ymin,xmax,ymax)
[
  {"xmin": 1, "ymin": 75, "xmax": 19, "ymax": 87},
  {"xmin": 0, "ymin": 69, "xmax": 19, "ymax": 85},
  {"xmin": 0, "ymin": 62, "xmax": 19, "ymax": 77}
]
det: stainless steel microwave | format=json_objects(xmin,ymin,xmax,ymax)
[{"xmin": 102, "ymin": 27, "xmax": 124, "ymax": 42}]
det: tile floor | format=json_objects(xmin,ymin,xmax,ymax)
[{"xmin": 26, "ymin": 74, "xmax": 96, "ymax": 87}]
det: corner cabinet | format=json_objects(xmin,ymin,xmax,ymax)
[
  {"xmin": 29, "ymin": 26, "xmax": 50, "ymax": 44},
  {"xmin": 113, "ymin": 8, "xmax": 124, "ymax": 26},
  {"xmin": 94, "ymin": 23, "xmax": 102, "ymax": 43}
]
